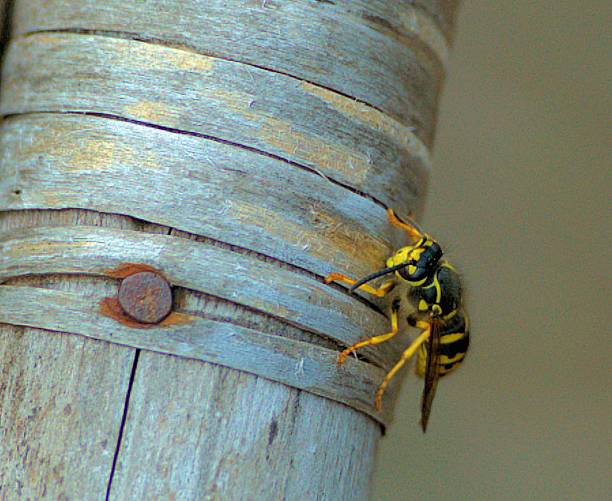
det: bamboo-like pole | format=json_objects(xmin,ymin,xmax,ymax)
[{"xmin": 0, "ymin": 1, "xmax": 458, "ymax": 498}]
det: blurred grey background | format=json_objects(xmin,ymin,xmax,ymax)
[{"xmin": 372, "ymin": 1, "xmax": 610, "ymax": 500}]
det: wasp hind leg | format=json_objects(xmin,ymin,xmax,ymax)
[
  {"xmin": 375, "ymin": 320, "xmax": 431, "ymax": 411},
  {"xmin": 325, "ymin": 272, "xmax": 395, "ymax": 298},
  {"xmin": 337, "ymin": 299, "xmax": 401, "ymax": 365}
]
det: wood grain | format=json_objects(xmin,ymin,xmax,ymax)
[
  {"xmin": 0, "ymin": 324, "xmax": 134, "ymax": 500},
  {"xmin": 0, "ymin": 284, "xmax": 395, "ymax": 425},
  {"xmin": 0, "ymin": 252, "xmax": 139, "ymax": 500},
  {"xmin": 12, "ymin": 0, "xmax": 447, "ymax": 132},
  {"xmin": 0, "ymin": 0, "xmax": 457, "ymax": 497},
  {"xmin": 0, "ymin": 225, "xmax": 410, "ymax": 368},
  {"xmin": 1, "ymin": 32, "xmax": 431, "ymax": 199},
  {"xmin": 109, "ymin": 353, "xmax": 378, "ymax": 501},
  {"xmin": 0, "ymin": 207, "xmax": 391, "ymax": 500},
  {"xmin": 0, "ymin": 113, "xmax": 403, "ymax": 278}
]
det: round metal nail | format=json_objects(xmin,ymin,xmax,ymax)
[{"xmin": 118, "ymin": 271, "xmax": 173, "ymax": 324}]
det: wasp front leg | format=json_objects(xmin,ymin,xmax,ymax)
[
  {"xmin": 324, "ymin": 272, "xmax": 395, "ymax": 298},
  {"xmin": 337, "ymin": 299, "xmax": 401, "ymax": 365}
]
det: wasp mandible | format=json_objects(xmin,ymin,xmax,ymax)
[{"xmin": 325, "ymin": 209, "xmax": 470, "ymax": 431}]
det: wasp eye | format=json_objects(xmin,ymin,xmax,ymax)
[{"xmin": 397, "ymin": 260, "xmax": 417, "ymax": 281}]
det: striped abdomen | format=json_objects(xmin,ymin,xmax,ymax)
[{"xmin": 416, "ymin": 309, "xmax": 470, "ymax": 377}]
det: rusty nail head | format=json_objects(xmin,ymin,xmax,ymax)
[{"xmin": 118, "ymin": 271, "xmax": 173, "ymax": 324}]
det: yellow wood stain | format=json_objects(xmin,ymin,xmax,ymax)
[
  {"xmin": 211, "ymin": 87, "xmax": 259, "ymax": 115},
  {"xmin": 69, "ymin": 138, "xmax": 160, "ymax": 172},
  {"xmin": 124, "ymin": 38, "xmax": 215, "ymax": 73},
  {"xmin": 19, "ymin": 33, "xmax": 65, "ymax": 46},
  {"xmin": 259, "ymin": 117, "xmax": 371, "ymax": 183},
  {"xmin": 300, "ymin": 83, "xmax": 431, "ymax": 167},
  {"xmin": 169, "ymin": 51, "xmax": 215, "ymax": 72},
  {"xmin": 8, "ymin": 117, "xmax": 160, "ymax": 173},
  {"xmin": 4, "ymin": 241, "xmax": 97, "ymax": 258},
  {"xmin": 67, "ymin": 139, "xmax": 116, "ymax": 172},
  {"xmin": 211, "ymin": 88, "xmax": 374, "ymax": 182},
  {"xmin": 231, "ymin": 200, "xmax": 388, "ymax": 272},
  {"xmin": 124, "ymin": 100, "xmax": 173, "ymax": 124},
  {"xmin": 306, "ymin": 205, "xmax": 389, "ymax": 266},
  {"xmin": 36, "ymin": 188, "xmax": 62, "ymax": 207}
]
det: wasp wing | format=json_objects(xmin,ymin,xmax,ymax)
[{"xmin": 420, "ymin": 319, "xmax": 441, "ymax": 432}]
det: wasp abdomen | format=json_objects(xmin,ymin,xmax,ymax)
[{"xmin": 416, "ymin": 309, "xmax": 470, "ymax": 377}]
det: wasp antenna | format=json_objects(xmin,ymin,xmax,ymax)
[{"xmin": 349, "ymin": 263, "xmax": 410, "ymax": 292}]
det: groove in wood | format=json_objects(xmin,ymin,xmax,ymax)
[
  {"xmin": 1, "ymin": 31, "xmax": 432, "ymax": 198},
  {"xmin": 0, "ymin": 325, "xmax": 135, "ymax": 500},
  {"xmin": 0, "ymin": 0, "xmax": 458, "ymax": 497},
  {"xmin": 11, "ymin": 0, "xmax": 448, "ymax": 130},
  {"xmin": 0, "ymin": 113, "xmax": 407, "ymax": 279},
  {"xmin": 0, "ymin": 225, "xmax": 413, "ymax": 369}
]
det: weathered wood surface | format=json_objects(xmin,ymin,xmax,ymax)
[
  {"xmin": 0, "ymin": 113, "xmax": 401, "ymax": 278},
  {"xmin": 0, "ymin": 285, "xmax": 392, "ymax": 424},
  {"xmin": 0, "ymin": 208, "xmax": 388, "ymax": 500},
  {"xmin": 0, "ymin": 324, "xmax": 134, "ymax": 500},
  {"xmin": 2, "ymin": 34, "xmax": 430, "ymax": 212},
  {"xmin": 0, "ymin": 242, "xmax": 139, "ymax": 500},
  {"xmin": 11, "ymin": 0, "xmax": 452, "ymax": 137},
  {"xmin": 109, "ymin": 353, "xmax": 378, "ymax": 500},
  {"xmin": 0, "ymin": 225, "xmax": 408, "ymax": 368},
  {"xmin": 0, "ymin": 0, "xmax": 456, "ymax": 498}
]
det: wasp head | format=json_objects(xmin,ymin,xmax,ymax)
[{"xmin": 387, "ymin": 235, "xmax": 443, "ymax": 285}]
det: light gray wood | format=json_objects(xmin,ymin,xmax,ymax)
[
  {"xmin": 0, "ymin": 225, "xmax": 410, "ymax": 368},
  {"xmin": 0, "ymin": 0, "xmax": 456, "ymax": 498},
  {"xmin": 0, "ymin": 113, "xmax": 403, "ymax": 278},
  {"xmin": 0, "ymin": 284, "xmax": 394, "ymax": 425},
  {"xmin": 0, "ymin": 206, "xmax": 394, "ymax": 500},
  {"xmin": 0, "ymin": 253, "xmax": 139, "ymax": 500},
  {"xmin": 1, "ymin": 33, "xmax": 431, "ymax": 205},
  {"xmin": 0, "ymin": 324, "xmax": 134, "ymax": 500},
  {"xmin": 0, "ymin": 211, "xmax": 144, "ymax": 500},
  {"xmin": 110, "ymin": 353, "xmax": 378, "ymax": 501},
  {"xmin": 12, "ymin": 0, "xmax": 447, "ymax": 134}
]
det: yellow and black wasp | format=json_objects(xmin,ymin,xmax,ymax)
[{"xmin": 325, "ymin": 209, "xmax": 469, "ymax": 431}]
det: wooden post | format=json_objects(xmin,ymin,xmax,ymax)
[{"xmin": 0, "ymin": 1, "xmax": 458, "ymax": 499}]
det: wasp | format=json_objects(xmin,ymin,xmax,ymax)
[{"xmin": 325, "ymin": 209, "xmax": 469, "ymax": 431}]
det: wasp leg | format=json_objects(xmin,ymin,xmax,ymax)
[
  {"xmin": 337, "ymin": 300, "xmax": 400, "ymax": 365},
  {"xmin": 325, "ymin": 272, "xmax": 395, "ymax": 298},
  {"xmin": 375, "ymin": 320, "xmax": 431, "ymax": 411},
  {"xmin": 386, "ymin": 208, "xmax": 422, "ymax": 240}
]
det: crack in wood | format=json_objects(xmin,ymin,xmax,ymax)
[
  {"xmin": 17, "ymin": 25, "xmax": 443, "ymax": 113},
  {"xmin": 105, "ymin": 349, "xmax": 140, "ymax": 501},
  {"xmin": 1, "ymin": 109, "xmax": 394, "ymax": 215}
]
